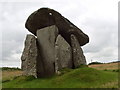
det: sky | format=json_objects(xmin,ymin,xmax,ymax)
[{"xmin": 0, "ymin": 0, "xmax": 119, "ymax": 68}]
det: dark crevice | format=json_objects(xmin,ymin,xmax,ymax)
[{"xmin": 36, "ymin": 39, "xmax": 45, "ymax": 78}]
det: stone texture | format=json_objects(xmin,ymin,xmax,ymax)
[
  {"xmin": 36, "ymin": 25, "xmax": 58, "ymax": 77},
  {"xmin": 21, "ymin": 34, "xmax": 38, "ymax": 77},
  {"xmin": 55, "ymin": 45, "xmax": 60, "ymax": 73},
  {"xmin": 71, "ymin": 34, "xmax": 86, "ymax": 68},
  {"xmin": 55, "ymin": 35, "xmax": 72, "ymax": 72},
  {"xmin": 21, "ymin": 8, "xmax": 89, "ymax": 77},
  {"xmin": 25, "ymin": 8, "xmax": 89, "ymax": 46},
  {"xmin": 36, "ymin": 41, "xmax": 45, "ymax": 78}
]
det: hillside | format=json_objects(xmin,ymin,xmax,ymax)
[
  {"xmin": 2, "ymin": 66, "xmax": 118, "ymax": 88},
  {"xmin": 89, "ymin": 62, "xmax": 119, "ymax": 70}
]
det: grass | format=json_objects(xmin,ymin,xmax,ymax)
[
  {"xmin": 1, "ymin": 67, "xmax": 22, "ymax": 83},
  {"xmin": 2, "ymin": 67, "xmax": 118, "ymax": 88},
  {"xmin": 1, "ymin": 67, "xmax": 21, "ymax": 71}
]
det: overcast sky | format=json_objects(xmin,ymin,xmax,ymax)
[{"xmin": 0, "ymin": 0, "xmax": 119, "ymax": 68}]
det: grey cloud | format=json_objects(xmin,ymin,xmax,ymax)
[
  {"xmin": 1, "ymin": 2, "xmax": 49, "ymax": 67},
  {"xmin": 1, "ymin": 1, "xmax": 118, "ymax": 67},
  {"xmin": 82, "ymin": 17, "xmax": 117, "ymax": 53}
]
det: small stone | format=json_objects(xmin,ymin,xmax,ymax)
[{"xmin": 56, "ymin": 71, "xmax": 62, "ymax": 75}]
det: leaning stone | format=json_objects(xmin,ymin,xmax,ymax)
[
  {"xmin": 71, "ymin": 34, "xmax": 86, "ymax": 68},
  {"xmin": 55, "ymin": 35, "xmax": 72, "ymax": 71},
  {"xmin": 21, "ymin": 34, "xmax": 38, "ymax": 78},
  {"xmin": 37, "ymin": 25, "xmax": 59, "ymax": 77},
  {"xmin": 25, "ymin": 8, "xmax": 89, "ymax": 46}
]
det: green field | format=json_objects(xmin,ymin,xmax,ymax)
[{"xmin": 2, "ymin": 66, "xmax": 118, "ymax": 88}]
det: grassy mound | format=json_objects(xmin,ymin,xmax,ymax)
[{"xmin": 2, "ymin": 67, "xmax": 118, "ymax": 88}]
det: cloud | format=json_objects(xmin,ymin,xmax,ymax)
[{"xmin": 1, "ymin": 0, "xmax": 118, "ymax": 67}]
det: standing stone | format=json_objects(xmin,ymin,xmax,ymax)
[
  {"xmin": 37, "ymin": 25, "xmax": 58, "ymax": 77},
  {"xmin": 71, "ymin": 34, "xmax": 86, "ymax": 68},
  {"xmin": 21, "ymin": 34, "xmax": 38, "ymax": 77},
  {"xmin": 55, "ymin": 35, "xmax": 72, "ymax": 72}
]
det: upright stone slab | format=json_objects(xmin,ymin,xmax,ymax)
[
  {"xmin": 37, "ymin": 25, "xmax": 58, "ymax": 77},
  {"xmin": 21, "ymin": 34, "xmax": 38, "ymax": 77},
  {"xmin": 55, "ymin": 35, "xmax": 72, "ymax": 72},
  {"xmin": 71, "ymin": 34, "xmax": 86, "ymax": 68}
]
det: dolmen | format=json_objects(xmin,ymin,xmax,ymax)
[{"xmin": 21, "ymin": 8, "xmax": 89, "ymax": 78}]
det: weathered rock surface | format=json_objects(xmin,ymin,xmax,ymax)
[
  {"xmin": 36, "ymin": 41, "xmax": 45, "ymax": 78},
  {"xmin": 36, "ymin": 25, "xmax": 59, "ymax": 76},
  {"xmin": 21, "ymin": 34, "xmax": 38, "ymax": 77},
  {"xmin": 55, "ymin": 35, "xmax": 72, "ymax": 72},
  {"xmin": 25, "ymin": 8, "xmax": 89, "ymax": 46},
  {"xmin": 71, "ymin": 34, "xmax": 86, "ymax": 68},
  {"xmin": 21, "ymin": 8, "xmax": 89, "ymax": 78}
]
